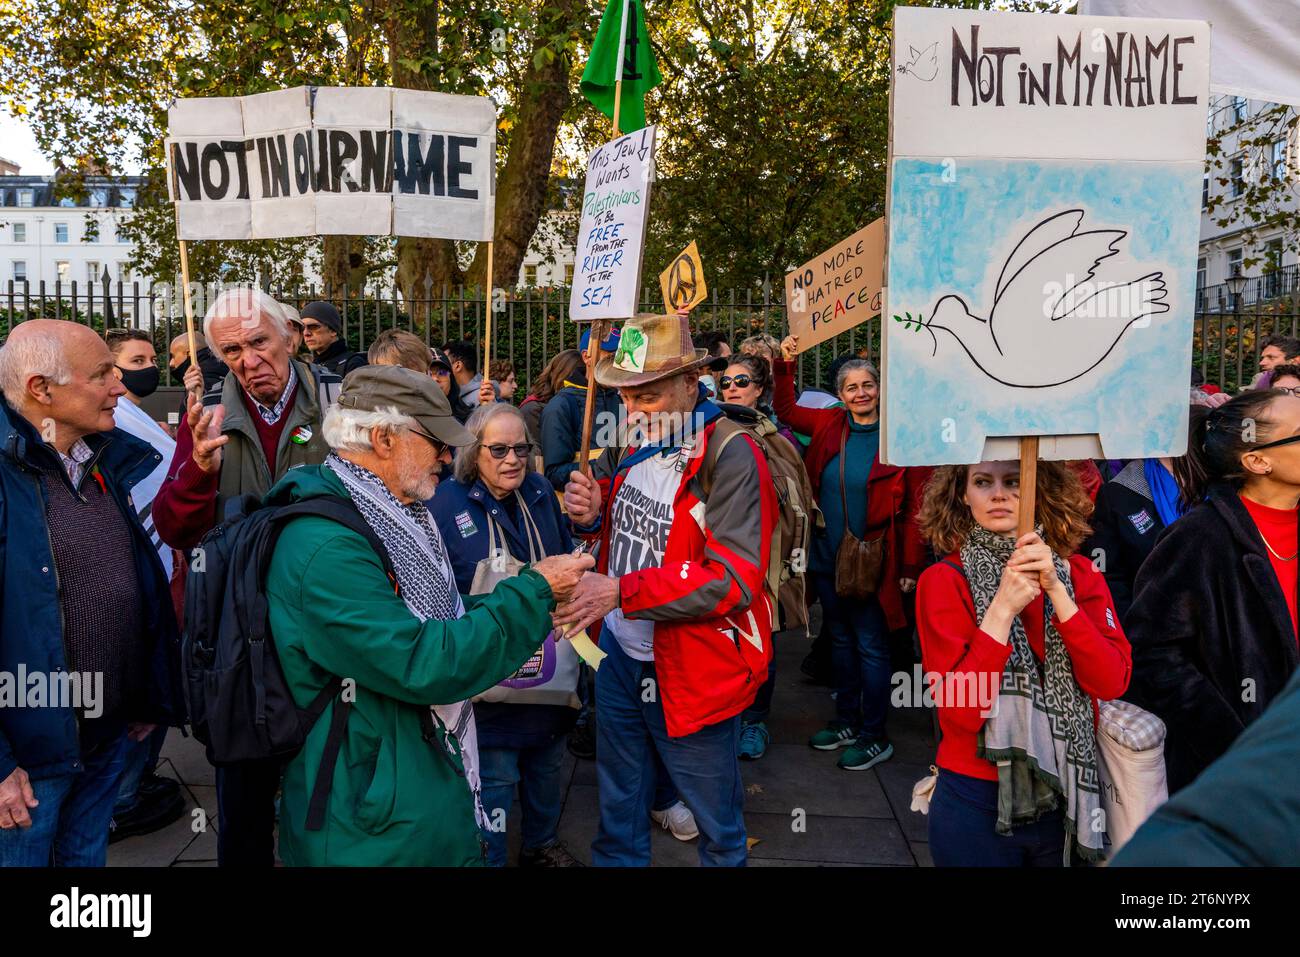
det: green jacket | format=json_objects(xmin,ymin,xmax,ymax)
[{"xmin": 263, "ymin": 465, "xmax": 557, "ymax": 866}]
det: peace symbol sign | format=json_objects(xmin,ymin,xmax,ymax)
[{"xmin": 667, "ymin": 254, "xmax": 698, "ymax": 309}]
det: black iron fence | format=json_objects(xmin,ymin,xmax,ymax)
[{"xmin": 4, "ymin": 278, "xmax": 1298, "ymax": 395}]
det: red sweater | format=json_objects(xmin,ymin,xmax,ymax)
[
  {"xmin": 153, "ymin": 383, "xmax": 296, "ymax": 550},
  {"xmin": 916, "ymin": 552, "xmax": 1132, "ymax": 781},
  {"xmin": 1240, "ymin": 494, "xmax": 1299, "ymax": 638},
  {"xmin": 772, "ymin": 358, "xmax": 931, "ymax": 631}
]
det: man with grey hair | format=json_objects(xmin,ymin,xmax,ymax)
[
  {"xmin": 0, "ymin": 319, "xmax": 183, "ymax": 866},
  {"xmin": 262, "ymin": 365, "xmax": 591, "ymax": 864},
  {"xmin": 153, "ymin": 286, "xmax": 342, "ymax": 867}
]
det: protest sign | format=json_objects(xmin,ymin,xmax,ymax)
[
  {"xmin": 165, "ymin": 86, "xmax": 496, "ymax": 241},
  {"xmin": 785, "ymin": 219, "xmax": 884, "ymax": 354},
  {"xmin": 881, "ymin": 7, "xmax": 1209, "ymax": 466},
  {"xmin": 660, "ymin": 241, "xmax": 707, "ymax": 311},
  {"xmin": 569, "ymin": 125, "xmax": 657, "ymax": 321}
]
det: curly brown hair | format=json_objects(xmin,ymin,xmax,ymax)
[{"xmin": 917, "ymin": 460, "xmax": 1094, "ymax": 556}]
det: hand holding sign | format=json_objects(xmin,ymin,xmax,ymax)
[{"xmin": 660, "ymin": 241, "xmax": 707, "ymax": 312}]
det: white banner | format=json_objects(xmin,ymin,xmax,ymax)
[
  {"xmin": 1082, "ymin": 0, "xmax": 1300, "ymax": 106},
  {"xmin": 569, "ymin": 126, "xmax": 657, "ymax": 322},
  {"xmin": 166, "ymin": 86, "xmax": 496, "ymax": 241}
]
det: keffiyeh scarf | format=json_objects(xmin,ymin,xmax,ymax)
[
  {"xmin": 326, "ymin": 453, "xmax": 484, "ymax": 826},
  {"xmin": 961, "ymin": 524, "xmax": 1105, "ymax": 863}
]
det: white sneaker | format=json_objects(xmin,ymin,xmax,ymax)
[{"xmin": 651, "ymin": 801, "xmax": 699, "ymax": 842}]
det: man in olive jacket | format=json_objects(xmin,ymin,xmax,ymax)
[{"xmin": 264, "ymin": 366, "xmax": 591, "ymax": 865}]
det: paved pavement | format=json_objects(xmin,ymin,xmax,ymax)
[{"xmin": 109, "ymin": 625, "xmax": 938, "ymax": 867}]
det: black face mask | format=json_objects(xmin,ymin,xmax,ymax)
[
  {"xmin": 118, "ymin": 365, "xmax": 160, "ymax": 398},
  {"xmin": 172, "ymin": 357, "xmax": 191, "ymax": 379}
]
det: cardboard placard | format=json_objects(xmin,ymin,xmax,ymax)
[
  {"xmin": 569, "ymin": 126, "xmax": 657, "ymax": 321},
  {"xmin": 880, "ymin": 7, "xmax": 1209, "ymax": 466},
  {"xmin": 784, "ymin": 219, "xmax": 884, "ymax": 354},
  {"xmin": 165, "ymin": 86, "xmax": 496, "ymax": 241},
  {"xmin": 660, "ymin": 241, "xmax": 707, "ymax": 311}
]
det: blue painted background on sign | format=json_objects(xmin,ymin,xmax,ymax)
[{"xmin": 885, "ymin": 157, "xmax": 1202, "ymax": 465}]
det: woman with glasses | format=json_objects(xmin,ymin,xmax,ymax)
[
  {"xmin": 1126, "ymin": 390, "xmax": 1300, "ymax": 793},
  {"xmin": 428, "ymin": 402, "xmax": 584, "ymax": 866},
  {"xmin": 718, "ymin": 355, "xmax": 800, "ymax": 450}
]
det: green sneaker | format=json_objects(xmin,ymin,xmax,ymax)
[
  {"xmin": 808, "ymin": 721, "xmax": 857, "ymax": 751},
  {"xmin": 838, "ymin": 737, "xmax": 894, "ymax": 771}
]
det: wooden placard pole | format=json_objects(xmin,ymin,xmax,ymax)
[
  {"xmin": 1017, "ymin": 436, "xmax": 1039, "ymax": 539},
  {"xmin": 482, "ymin": 241, "xmax": 494, "ymax": 377},
  {"xmin": 167, "ymin": 143, "xmax": 201, "ymax": 391},
  {"xmin": 577, "ymin": 73, "xmax": 624, "ymax": 478}
]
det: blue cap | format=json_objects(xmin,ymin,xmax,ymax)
[{"xmin": 580, "ymin": 325, "xmax": 621, "ymax": 353}]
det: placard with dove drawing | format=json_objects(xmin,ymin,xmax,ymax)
[{"xmin": 880, "ymin": 7, "xmax": 1210, "ymax": 466}]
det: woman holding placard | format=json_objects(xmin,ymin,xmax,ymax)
[
  {"xmin": 775, "ymin": 335, "xmax": 928, "ymax": 772},
  {"xmin": 1125, "ymin": 391, "xmax": 1300, "ymax": 794},
  {"xmin": 914, "ymin": 460, "xmax": 1131, "ymax": 866}
]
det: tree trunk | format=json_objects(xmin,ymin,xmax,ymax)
[{"xmin": 464, "ymin": 1, "xmax": 580, "ymax": 293}]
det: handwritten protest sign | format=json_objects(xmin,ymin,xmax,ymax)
[
  {"xmin": 165, "ymin": 86, "xmax": 496, "ymax": 241},
  {"xmin": 660, "ymin": 241, "xmax": 707, "ymax": 311},
  {"xmin": 784, "ymin": 219, "xmax": 884, "ymax": 354},
  {"xmin": 569, "ymin": 126, "xmax": 657, "ymax": 321},
  {"xmin": 880, "ymin": 7, "xmax": 1209, "ymax": 466}
]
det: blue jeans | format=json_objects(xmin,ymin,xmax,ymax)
[
  {"xmin": 814, "ymin": 573, "xmax": 890, "ymax": 740},
  {"xmin": 478, "ymin": 734, "xmax": 568, "ymax": 867},
  {"xmin": 928, "ymin": 769, "xmax": 1065, "ymax": 867},
  {"xmin": 592, "ymin": 633, "xmax": 747, "ymax": 867},
  {"xmin": 113, "ymin": 725, "xmax": 169, "ymax": 815},
  {"xmin": 0, "ymin": 727, "xmax": 128, "ymax": 867},
  {"xmin": 742, "ymin": 632, "xmax": 778, "ymax": 724}
]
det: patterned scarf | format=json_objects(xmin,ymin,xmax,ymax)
[
  {"xmin": 961, "ymin": 524, "xmax": 1104, "ymax": 863},
  {"xmin": 326, "ymin": 454, "xmax": 484, "ymax": 825}
]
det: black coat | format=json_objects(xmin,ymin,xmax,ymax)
[
  {"xmin": 1083, "ymin": 460, "xmax": 1167, "ymax": 623},
  {"xmin": 1125, "ymin": 486, "xmax": 1300, "ymax": 793},
  {"xmin": 313, "ymin": 338, "xmax": 367, "ymax": 378}
]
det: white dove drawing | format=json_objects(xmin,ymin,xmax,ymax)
[
  {"xmin": 912, "ymin": 209, "xmax": 1170, "ymax": 388},
  {"xmin": 898, "ymin": 42, "xmax": 939, "ymax": 81}
]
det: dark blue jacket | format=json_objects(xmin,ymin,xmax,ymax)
[
  {"xmin": 540, "ymin": 384, "xmax": 621, "ymax": 491},
  {"xmin": 428, "ymin": 471, "xmax": 576, "ymax": 747},
  {"xmin": 0, "ymin": 399, "xmax": 185, "ymax": 783}
]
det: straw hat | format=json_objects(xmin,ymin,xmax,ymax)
[{"xmin": 594, "ymin": 313, "xmax": 711, "ymax": 388}]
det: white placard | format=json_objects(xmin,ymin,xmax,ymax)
[
  {"xmin": 882, "ymin": 7, "xmax": 1210, "ymax": 466},
  {"xmin": 165, "ymin": 86, "xmax": 496, "ymax": 242},
  {"xmin": 569, "ymin": 126, "xmax": 657, "ymax": 322}
]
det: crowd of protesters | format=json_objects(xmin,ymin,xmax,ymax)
[{"xmin": 1, "ymin": 291, "xmax": 1298, "ymax": 869}]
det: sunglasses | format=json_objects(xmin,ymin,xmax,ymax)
[
  {"xmin": 718, "ymin": 374, "xmax": 753, "ymax": 390},
  {"xmin": 484, "ymin": 442, "xmax": 532, "ymax": 461},
  {"xmin": 1252, "ymin": 431, "xmax": 1300, "ymax": 452}
]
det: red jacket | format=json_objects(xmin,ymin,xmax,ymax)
[
  {"xmin": 589, "ymin": 417, "xmax": 778, "ymax": 738},
  {"xmin": 773, "ymin": 358, "xmax": 930, "ymax": 631},
  {"xmin": 916, "ymin": 552, "xmax": 1132, "ymax": 781}
]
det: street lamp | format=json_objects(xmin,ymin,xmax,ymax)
[{"xmin": 1225, "ymin": 273, "xmax": 1248, "ymax": 390}]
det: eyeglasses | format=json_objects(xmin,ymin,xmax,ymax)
[
  {"xmin": 409, "ymin": 427, "xmax": 449, "ymax": 457},
  {"xmin": 1251, "ymin": 431, "xmax": 1300, "ymax": 451},
  {"xmin": 1276, "ymin": 386, "xmax": 1300, "ymax": 397},
  {"xmin": 484, "ymin": 443, "xmax": 531, "ymax": 461},
  {"xmin": 718, "ymin": 374, "xmax": 753, "ymax": 390}
]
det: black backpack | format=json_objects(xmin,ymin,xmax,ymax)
[{"xmin": 183, "ymin": 493, "xmax": 398, "ymax": 830}]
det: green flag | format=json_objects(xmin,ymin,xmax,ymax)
[{"xmin": 580, "ymin": 0, "xmax": 662, "ymax": 134}]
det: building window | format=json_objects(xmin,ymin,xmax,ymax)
[
  {"xmin": 117, "ymin": 262, "xmax": 129, "ymax": 283},
  {"xmin": 117, "ymin": 188, "xmax": 135, "ymax": 208},
  {"xmin": 1202, "ymin": 172, "xmax": 1209, "ymax": 207},
  {"xmin": 1227, "ymin": 247, "xmax": 1244, "ymax": 279},
  {"xmin": 1230, "ymin": 156, "xmax": 1245, "ymax": 197},
  {"xmin": 90, "ymin": 188, "xmax": 108, "ymax": 207},
  {"xmin": 17, "ymin": 189, "xmax": 33, "ymax": 207},
  {"xmin": 1272, "ymin": 139, "xmax": 1289, "ymax": 180},
  {"xmin": 1196, "ymin": 256, "xmax": 1207, "ymax": 310},
  {"xmin": 54, "ymin": 222, "xmax": 69, "ymax": 243},
  {"xmin": 524, "ymin": 263, "xmax": 538, "ymax": 286},
  {"xmin": 12, "ymin": 261, "xmax": 26, "ymax": 283},
  {"xmin": 1232, "ymin": 96, "xmax": 1248, "ymax": 122},
  {"xmin": 103, "ymin": 218, "xmax": 116, "ymax": 243},
  {"xmin": 12, "ymin": 222, "xmax": 25, "ymax": 243},
  {"xmin": 56, "ymin": 261, "xmax": 70, "ymax": 283},
  {"xmin": 1265, "ymin": 240, "xmax": 1284, "ymax": 298},
  {"xmin": 86, "ymin": 261, "xmax": 100, "ymax": 285},
  {"xmin": 564, "ymin": 263, "xmax": 574, "ymax": 285}
]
